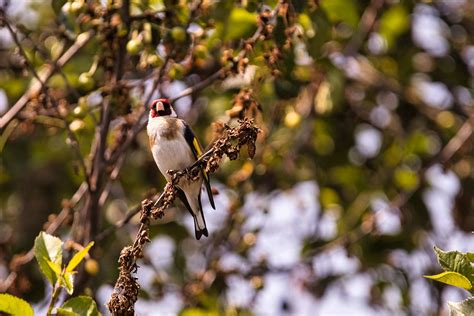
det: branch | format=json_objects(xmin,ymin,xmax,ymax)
[
  {"xmin": 343, "ymin": 0, "xmax": 385, "ymax": 56},
  {"xmin": 106, "ymin": 55, "xmax": 171, "ymax": 166},
  {"xmin": 170, "ymin": 68, "xmax": 225, "ymax": 103},
  {"xmin": 94, "ymin": 201, "xmax": 141, "ymax": 243},
  {"xmin": 3, "ymin": 17, "xmax": 44, "ymax": 84},
  {"xmin": 107, "ymin": 118, "xmax": 260, "ymax": 314},
  {"xmin": 0, "ymin": 182, "xmax": 87, "ymax": 292},
  {"xmin": 107, "ymin": 0, "xmax": 282, "ymax": 167},
  {"xmin": 305, "ymin": 114, "xmax": 474, "ymax": 258},
  {"xmin": 0, "ymin": 31, "xmax": 94, "ymax": 129},
  {"xmin": 390, "ymin": 113, "xmax": 474, "ymax": 209},
  {"xmin": 436, "ymin": 115, "xmax": 474, "ymax": 165},
  {"xmin": 171, "ymin": 1, "xmax": 283, "ymax": 103}
]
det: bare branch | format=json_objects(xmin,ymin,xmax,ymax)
[
  {"xmin": 170, "ymin": 68, "xmax": 225, "ymax": 103},
  {"xmin": 63, "ymin": 114, "xmax": 93, "ymax": 191},
  {"xmin": 3, "ymin": 17, "xmax": 44, "ymax": 84},
  {"xmin": 0, "ymin": 31, "xmax": 94, "ymax": 129},
  {"xmin": 437, "ymin": 115, "xmax": 474, "ymax": 164},
  {"xmin": 344, "ymin": 0, "xmax": 385, "ymax": 56},
  {"xmin": 94, "ymin": 202, "xmax": 141, "ymax": 243}
]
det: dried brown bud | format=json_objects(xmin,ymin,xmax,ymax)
[{"xmin": 247, "ymin": 141, "xmax": 256, "ymax": 158}]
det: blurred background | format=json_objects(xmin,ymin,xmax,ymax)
[{"xmin": 0, "ymin": 0, "xmax": 473, "ymax": 314}]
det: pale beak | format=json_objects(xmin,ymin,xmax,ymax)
[{"xmin": 156, "ymin": 101, "xmax": 164, "ymax": 112}]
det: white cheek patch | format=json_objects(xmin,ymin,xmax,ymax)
[{"xmin": 170, "ymin": 108, "xmax": 178, "ymax": 118}]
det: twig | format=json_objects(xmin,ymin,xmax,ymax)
[
  {"xmin": 171, "ymin": 2, "xmax": 281, "ymax": 103},
  {"xmin": 3, "ymin": 17, "xmax": 44, "ymax": 84},
  {"xmin": 47, "ymin": 283, "xmax": 61, "ymax": 316},
  {"xmin": 0, "ymin": 119, "xmax": 19, "ymax": 152},
  {"xmin": 0, "ymin": 30, "xmax": 94, "ymax": 129},
  {"xmin": 387, "ymin": 109, "xmax": 474, "ymax": 208},
  {"xmin": 170, "ymin": 68, "xmax": 225, "ymax": 103},
  {"xmin": 344, "ymin": 0, "xmax": 385, "ymax": 56},
  {"xmin": 306, "ymin": 114, "xmax": 474, "ymax": 258},
  {"xmin": 0, "ymin": 182, "xmax": 87, "ymax": 292},
  {"xmin": 94, "ymin": 202, "xmax": 141, "ymax": 243},
  {"xmin": 59, "ymin": 102, "xmax": 92, "ymax": 191},
  {"xmin": 105, "ymin": 57, "xmax": 169, "ymax": 166},
  {"xmin": 99, "ymin": 155, "xmax": 126, "ymax": 207},
  {"xmin": 108, "ymin": 1, "xmax": 282, "ymax": 168},
  {"xmin": 437, "ymin": 115, "xmax": 474, "ymax": 164},
  {"xmin": 71, "ymin": 1, "xmax": 133, "ymax": 293}
]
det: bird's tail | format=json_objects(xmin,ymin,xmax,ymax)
[
  {"xmin": 177, "ymin": 188, "xmax": 209, "ymax": 240},
  {"xmin": 194, "ymin": 210, "xmax": 208, "ymax": 240}
]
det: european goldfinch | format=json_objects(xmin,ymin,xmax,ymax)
[{"xmin": 147, "ymin": 98, "xmax": 215, "ymax": 240}]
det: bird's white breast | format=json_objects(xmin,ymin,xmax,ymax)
[{"xmin": 147, "ymin": 117, "xmax": 196, "ymax": 182}]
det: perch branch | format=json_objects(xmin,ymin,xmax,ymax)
[{"xmin": 107, "ymin": 118, "xmax": 260, "ymax": 314}]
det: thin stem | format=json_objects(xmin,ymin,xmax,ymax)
[
  {"xmin": 3, "ymin": 17, "xmax": 44, "ymax": 84},
  {"xmin": 47, "ymin": 282, "xmax": 61, "ymax": 316}
]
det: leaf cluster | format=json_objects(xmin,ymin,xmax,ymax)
[
  {"xmin": 0, "ymin": 232, "xmax": 99, "ymax": 316},
  {"xmin": 425, "ymin": 246, "xmax": 474, "ymax": 314}
]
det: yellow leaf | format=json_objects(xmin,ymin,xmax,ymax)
[
  {"xmin": 425, "ymin": 271, "xmax": 472, "ymax": 290},
  {"xmin": 0, "ymin": 294, "xmax": 34, "ymax": 316},
  {"xmin": 66, "ymin": 241, "xmax": 94, "ymax": 272},
  {"xmin": 46, "ymin": 258, "xmax": 62, "ymax": 277}
]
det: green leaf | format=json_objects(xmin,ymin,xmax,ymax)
[
  {"xmin": 320, "ymin": 0, "xmax": 359, "ymax": 28},
  {"xmin": 66, "ymin": 241, "xmax": 94, "ymax": 272},
  {"xmin": 225, "ymin": 8, "xmax": 257, "ymax": 40},
  {"xmin": 0, "ymin": 294, "xmax": 34, "ymax": 316},
  {"xmin": 60, "ymin": 271, "xmax": 75, "ymax": 295},
  {"xmin": 466, "ymin": 252, "xmax": 474, "ymax": 262},
  {"xmin": 58, "ymin": 296, "xmax": 101, "ymax": 316},
  {"xmin": 34, "ymin": 231, "xmax": 63, "ymax": 285},
  {"xmin": 448, "ymin": 298, "xmax": 474, "ymax": 316},
  {"xmin": 379, "ymin": 5, "xmax": 409, "ymax": 48},
  {"xmin": 434, "ymin": 247, "xmax": 474, "ymax": 282},
  {"xmin": 56, "ymin": 308, "xmax": 80, "ymax": 316},
  {"xmin": 424, "ymin": 271, "xmax": 472, "ymax": 290}
]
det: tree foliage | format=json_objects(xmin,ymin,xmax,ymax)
[{"xmin": 0, "ymin": 0, "xmax": 473, "ymax": 314}]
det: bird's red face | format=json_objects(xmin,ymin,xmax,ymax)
[{"xmin": 149, "ymin": 98, "xmax": 172, "ymax": 118}]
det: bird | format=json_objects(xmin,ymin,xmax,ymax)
[{"xmin": 146, "ymin": 98, "xmax": 215, "ymax": 240}]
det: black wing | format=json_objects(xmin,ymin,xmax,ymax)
[{"xmin": 183, "ymin": 122, "xmax": 216, "ymax": 209}]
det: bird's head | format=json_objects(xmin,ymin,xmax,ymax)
[{"xmin": 149, "ymin": 98, "xmax": 177, "ymax": 119}]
